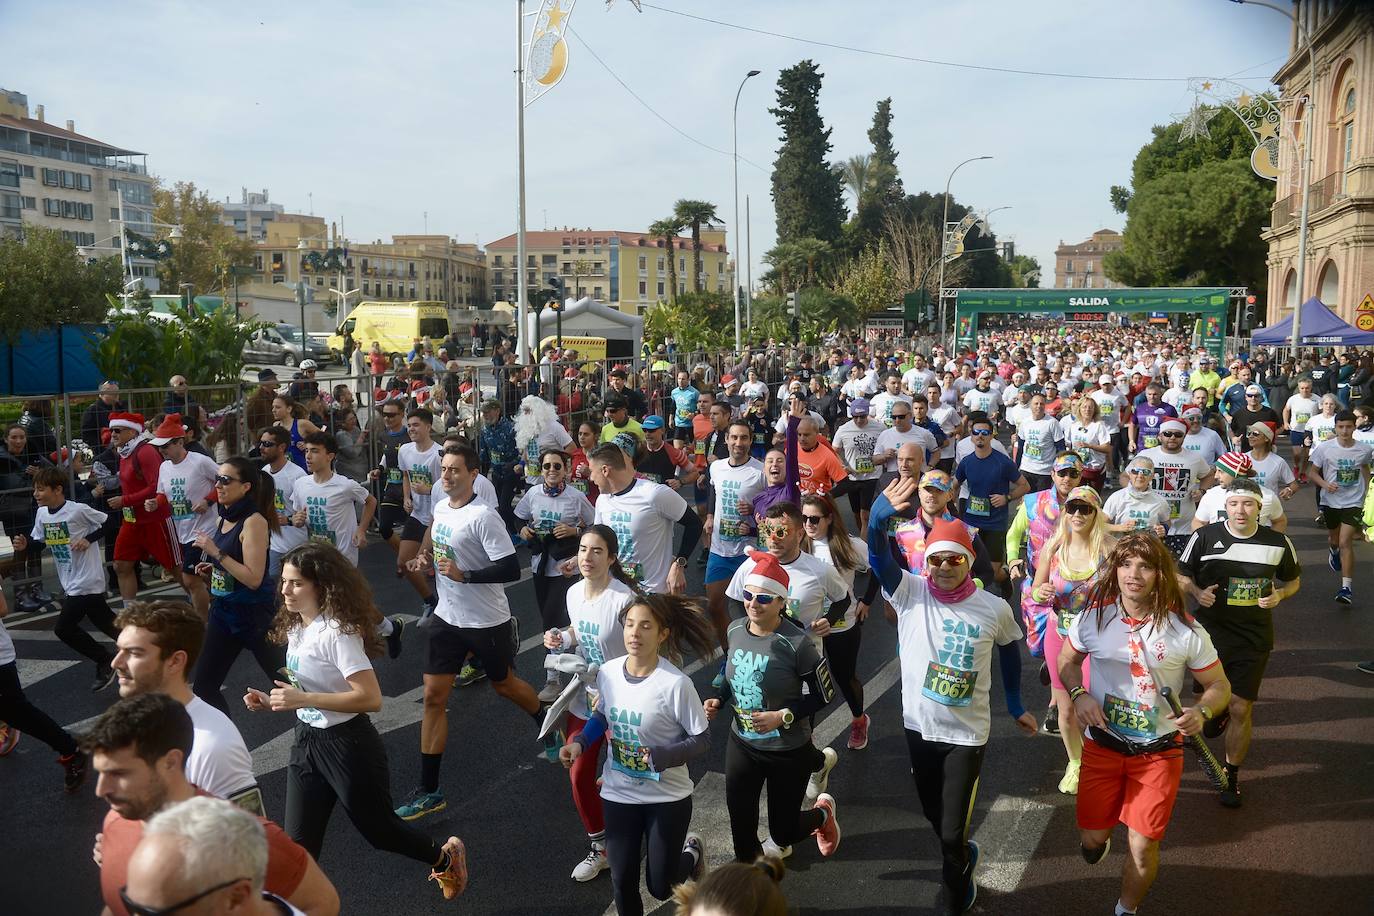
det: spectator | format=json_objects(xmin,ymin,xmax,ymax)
[
  {"xmin": 164, "ymin": 375, "xmax": 198, "ymax": 417},
  {"xmin": 19, "ymin": 399, "xmax": 58, "ymax": 459},
  {"xmin": 332, "ymin": 409, "xmax": 369, "ymax": 482},
  {"xmin": 1, "ymin": 424, "xmax": 53, "ymax": 610},
  {"xmin": 82, "ymin": 381, "xmax": 126, "ymax": 448},
  {"xmin": 244, "ymin": 370, "xmax": 280, "ymax": 440}
]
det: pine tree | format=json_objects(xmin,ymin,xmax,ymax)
[
  {"xmin": 867, "ymin": 97, "xmax": 903, "ymax": 203},
  {"xmin": 769, "ymin": 60, "xmax": 846, "ymax": 246}
]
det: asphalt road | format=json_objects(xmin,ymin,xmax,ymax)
[{"xmin": 3, "ymin": 495, "xmax": 1373, "ymax": 915}]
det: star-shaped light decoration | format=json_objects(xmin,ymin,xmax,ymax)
[
  {"xmin": 1179, "ymin": 100, "xmax": 1218, "ymax": 141},
  {"xmin": 546, "ymin": 1, "xmax": 567, "ymax": 29},
  {"xmin": 1236, "ymin": 92, "xmax": 1253, "ymax": 107},
  {"xmin": 1201, "ymin": 81, "xmax": 1214, "ymax": 91}
]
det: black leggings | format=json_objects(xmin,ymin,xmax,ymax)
[
  {"xmin": 532, "ymin": 572, "xmax": 574, "ymax": 630},
  {"xmin": 823, "ymin": 623, "xmax": 864, "ymax": 718},
  {"xmin": 54, "ymin": 594, "xmax": 118, "ymax": 667},
  {"xmin": 724, "ymin": 734, "xmax": 825, "ymax": 861},
  {"xmin": 0, "ymin": 661, "xmax": 77, "ymax": 755},
  {"xmin": 192, "ymin": 601, "xmax": 285, "ymax": 716},
  {"xmin": 286, "ymin": 715, "xmax": 441, "ymax": 865},
  {"xmin": 602, "ymin": 796, "xmax": 695, "ymax": 916},
  {"xmin": 905, "ymin": 729, "xmax": 986, "ymax": 916}
]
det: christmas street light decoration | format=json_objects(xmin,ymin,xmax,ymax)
[
  {"xmin": 1184, "ymin": 77, "xmax": 1283, "ymax": 181},
  {"xmin": 1178, "ymin": 99, "xmax": 1219, "ymax": 142}
]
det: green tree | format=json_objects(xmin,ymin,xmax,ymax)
[
  {"xmin": 0, "ymin": 226, "xmax": 122, "ymax": 338},
  {"xmin": 1009, "ymin": 254, "xmax": 1043, "ymax": 288},
  {"xmin": 867, "ymin": 98, "xmax": 902, "ymax": 203},
  {"xmin": 648, "ymin": 217, "xmax": 684, "ymax": 303},
  {"xmin": 671, "ymin": 200, "xmax": 718, "ymax": 293},
  {"xmin": 770, "ymin": 60, "xmax": 847, "ymax": 245},
  {"xmin": 834, "ymin": 240, "xmax": 901, "ymax": 316},
  {"xmin": 840, "ymin": 154, "xmax": 872, "ymax": 208},
  {"xmin": 763, "ymin": 237, "xmax": 832, "ymax": 292},
  {"xmin": 93, "ymin": 294, "xmax": 260, "ymax": 389},
  {"xmin": 643, "ymin": 290, "xmax": 735, "ymax": 350},
  {"xmin": 152, "ymin": 180, "xmax": 256, "ymax": 296}
]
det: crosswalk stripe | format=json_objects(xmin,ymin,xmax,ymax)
[{"xmin": 17, "ymin": 658, "xmax": 80, "ymax": 688}]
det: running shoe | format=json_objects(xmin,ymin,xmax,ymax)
[
  {"xmin": 962, "ymin": 874, "xmax": 978, "ymax": 913},
  {"xmin": 456, "ymin": 663, "xmax": 487, "ymax": 687},
  {"xmin": 538, "ymin": 671, "xmax": 564, "ymax": 704},
  {"xmin": 1081, "ymin": 836, "xmax": 1111, "ymax": 865},
  {"xmin": 429, "ymin": 836, "xmax": 468, "ymax": 899},
  {"xmin": 1042, "ymin": 706, "xmax": 1061, "ymax": 735},
  {"xmin": 1219, "ymin": 781, "xmax": 1242, "ymax": 809},
  {"xmin": 396, "ymin": 788, "xmax": 447, "ymax": 821},
  {"xmin": 91, "ymin": 664, "xmax": 117, "ymax": 692},
  {"xmin": 1329, "ymin": 547, "xmax": 1341, "ymax": 573},
  {"xmin": 761, "ymin": 836, "xmax": 792, "ymax": 860},
  {"xmin": 539, "ymin": 728, "xmax": 565, "ymax": 764},
  {"xmin": 684, "ymin": 833, "xmax": 706, "ymax": 881},
  {"xmin": 1357, "ymin": 661, "xmax": 1374, "ymax": 675},
  {"xmin": 0, "ymin": 724, "xmax": 20, "ymax": 756},
  {"xmin": 847, "ymin": 714, "xmax": 870, "ymax": 751},
  {"xmin": 1336, "ymin": 586, "xmax": 1354, "ymax": 605},
  {"xmin": 968, "ymin": 839, "xmax": 980, "ymax": 873},
  {"xmin": 804, "ymin": 747, "xmax": 839, "ymax": 804},
  {"xmin": 571, "ymin": 844, "xmax": 608, "ymax": 882},
  {"xmin": 61, "ymin": 751, "xmax": 88, "ymax": 792},
  {"xmin": 386, "ymin": 616, "xmax": 405, "ymax": 659},
  {"xmin": 1058, "ymin": 759, "xmax": 1081, "ymax": 795},
  {"xmin": 812, "ymin": 793, "xmax": 840, "ymax": 856}
]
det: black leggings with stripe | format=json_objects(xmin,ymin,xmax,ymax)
[{"xmin": 905, "ymin": 728, "xmax": 986, "ymax": 916}]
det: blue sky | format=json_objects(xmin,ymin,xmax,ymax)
[{"xmin": 7, "ymin": 0, "xmax": 1290, "ymax": 281}]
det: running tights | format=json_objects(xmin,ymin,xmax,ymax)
[
  {"xmin": 566, "ymin": 713, "xmax": 605, "ymax": 835},
  {"xmin": 55, "ymin": 594, "xmax": 118, "ymax": 667},
  {"xmin": 192, "ymin": 603, "xmax": 285, "ymax": 716},
  {"xmin": 0, "ymin": 661, "xmax": 77, "ymax": 755},
  {"xmin": 286, "ymin": 716, "xmax": 441, "ymax": 865},
  {"xmin": 905, "ymin": 728, "xmax": 987, "ymax": 916},
  {"xmin": 724, "ymin": 734, "xmax": 825, "ymax": 861},
  {"xmin": 823, "ymin": 624, "xmax": 864, "ymax": 718},
  {"xmin": 602, "ymin": 796, "xmax": 695, "ymax": 916},
  {"xmin": 533, "ymin": 572, "xmax": 574, "ymax": 631}
]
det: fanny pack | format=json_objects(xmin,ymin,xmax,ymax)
[{"xmin": 1087, "ymin": 725, "xmax": 1180, "ymax": 757}]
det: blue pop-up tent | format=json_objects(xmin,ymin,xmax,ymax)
[{"xmin": 1253, "ymin": 296, "xmax": 1374, "ymax": 346}]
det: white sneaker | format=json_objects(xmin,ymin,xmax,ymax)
[
  {"xmin": 538, "ymin": 672, "xmax": 564, "ymax": 704},
  {"xmin": 805, "ymin": 747, "xmax": 839, "ymax": 804},
  {"xmin": 571, "ymin": 844, "xmax": 608, "ymax": 882},
  {"xmin": 761, "ymin": 835, "xmax": 792, "ymax": 859}
]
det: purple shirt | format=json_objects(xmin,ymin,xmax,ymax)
[
  {"xmin": 1132, "ymin": 402, "xmax": 1178, "ymax": 450},
  {"xmin": 751, "ymin": 415, "xmax": 802, "ymax": 523}
]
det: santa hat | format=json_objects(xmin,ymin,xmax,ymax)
[
  {"xmin": 149, "ymin": 413, "xmax": 188, "ymax": 446},
  {"xmin": 1216, "ymin": 452, "xmax": 1254, "ymax": 478},
  {"xmin": 107, "ymin": 412, "xmax": 145, "ymax": 433},
  {"xmin": 1159, "ymin": 418, "xmax": 1187, "ymax": 436},
  {"xmin": 744, "ymin": 549, "xmax": 790, "ymax": 599},
  {"xmin": 924, "ymin": 518, "xmax": 975, "ymax": 563}
]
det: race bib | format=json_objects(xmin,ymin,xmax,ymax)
[
  {"xmin": 719, "ymin": 518, "xmax": 744, "ymax": 541},
  {"xmin": 122, "ymin": 506, "xmax": 136, "ymax": 524},
  {"xmin": 1226, "ymin": 576, "xmax": 1270, "ymax": 607},
  {"xmin": 274, "ymin": 490, "xmax": 286, "ymax": 512},
  {"xmin": 570, "ymin": 479, "xmax": 588, "ymax": 494},
  {"xmin": 967, "ymin": 495, "xmax": 991, "ymax": 516},
  {"xmin": 309, "ymin": 530, "xmax": 337, "ymax": 546},
  {"xmin": 921, "ymin": 661, "xmax": 977, "ymax": 707},
  {"xmin": 170, "ymin": 498, "xmax": 192, "ymax": 520},
  {"xmin": 1076, "ymin": 446, "xmax": 1093, "ymax": 463},
  {"xmin": 210, "ymin": 566, "xmax": 235, "ymax": 597},
  {"xmin": 1169, "ymin": 500, "xmax": 1181, "ymax": 519},
  {"xmin": 626, "ymin": 561, "xmax": 643, "ymax": 583},
  {"xmin": 855, "ymin": 456, "xmax": 874, "ymax": 475},
  {"xmin": 1317, "ymin": 427, "xmax": 1335, "ymax": 442},
  {"xmin": 1296, "ymin": 412, "xmax": 1311, "ymax": 425},
  {"xmin": 1143, "ymin": 434, "xmax": 1160, "ymax": 449},
  {"xmin": 387, "ymin": 467, "xmax": 403, "ymax": 486},
  {"xmin": 732, "ymin": 705, "xmax": 780, "ymax": 741},
  {"xmin": 1336, "ymin": 466, "xmax": 1360, "ymax": 486},
  {"xmin": 695, "ymin": 440, "xmax": 706, "ymax": 456},
  {"xmin": 609, "ymin": 738, "xmax": 659, "ymax": 780},
  {"xmin": 1103, "ymin": 693, "xmax": 1158, "ymax": 739},
  {"xmin": 1025, "ymin": 440, "xmax": 1044, "ymax": 460}
]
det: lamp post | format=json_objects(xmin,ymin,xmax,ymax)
[
  {"xmin": 1228, "ymin": 0, "xmax": 1317, "ymax": 354},
  {"xmin": 936, "ymin": 155, "xmax": 992, "ymax": 349},
  {"xmin": 732, "ymin": 68, "xmax": 761, "ymax": 354},
  {"xmin": 110, "ymin": 187, "xmax": 182, "ymax": 291}
]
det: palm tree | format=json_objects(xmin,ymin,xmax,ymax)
[
  {"xmin": 841, "ymin": 153, "xmax": 872, "ymax": 208},
  {"xmin": 672, "ymin": 199, "xmax": 718, "ymax": 293},
  {"xmin": 792, "ymin": 236, "xmax": 833, "ymax": 286},
  {"xmin": 648, "ymin": 217, "xmax": 685, "ymax": 304}
]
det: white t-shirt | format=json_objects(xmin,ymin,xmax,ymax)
[
  {"xmin": 31, "ymin": 500, "xmax": 108, "ymax": 596},
  {"xmin": 158, "ymin": 452, "xmax": 220, "ymax": 544},
  {"xmin": 1091, "ymin": 390, "xmax": 1127, "ymax": 433},
  {"xmin": 473, "ymin": 474, "xmax": 499, "ymax": 510},
  {"xmin": 1284, "ymin": 394, "xmax": 1320, "ymax": 431},
  {"xmin": 885, "ymin": 570, "xmax": 1021, "ymax": 747},
  {"xmin": 514, "ymin": 485, "xmax": 595, "ymax": 576},
  {"xmin": 520, "ymin": 422, "xmax": 574, "ymax": 484},
  {"xmin": 833, "ymin": 420, "xmax": 882, "ymax": 479},
  {"xmin": 565, "ymin": 578, "xmax": 634, "ymax": 719},
  {"xmin": 1067, "ymin": 608, "xmax": 1220, "ymax": 745},
  {"xmin": 961, "ymin": 387, "xmax": 1000, "ymax": 418},
  {"xmin": 290, "ymin": 473, "xmax": 371, "ymax": 564},
  {"xmin": 594, "ymin": 655, "xmax": 707, "ymax": 805},
  {"xmin": 811, "ymin": 534, "xmax": 869, "ymax": 632},
  {"xmin": 1306, "ymin": 412, "xmax": 1337, "ymax": 446},
  {"xmin": 870, "ymin": 392, "xmax": 913, "ymax": 427},
  {"xmin": 1182, "ymin": 427, "xmax": 1228, "ymax": 467},
  {"xmin": 184, "ymin": 696, "xmax": 256, "ymax": 797},
  {"xmin": 726, "ymin": 550, "xmax": 849, "ymax": 647},
  {"xmin": 1249, "ymin": 451, "xmax": 1296, "ymax": 494},
  {"xmin": 431, "ymin": 496, "xmax": 517, "ymax": 628},
  {"xmin": 265, "ymin": 461, "xmax": 307, "ymax": 555},
  {"xmin": 285, "ymin": 615, "xmax": 374, "ymax": 729},
  {"xmin": 740, "ymin": 380, "xmax": 769, "ymax": 402},
  {"xmin": 1194, "ymin": 483, "xmax": 1284, "ymax": 527},
  {"xmin": 398, "ymin": 441, "xmax": 443, "ymax": 525},
  {"xmin": 1137, "ymin": 446, "xmax": 1213, "ymax": 534},
  {"xmin": 707, "ymin": 457, "xmax": 765, "ymax": 558},
  {"xmin": 929, "ymin": 404, "xmax": 960, "ymax": 459},
  {"xmin": 903, "ymin": 367, "xmax": 934, "ymax": 394},
  {"xmin": 595, "ymin": 479, "xmax": 689, "ymax": 592},
  {"xmin": 1102, "ymin": 487, "xmax": 1172, "ymax": 533},
  {"xmin": 875, "ymin": 425, "xmax": 938, "ymax": 472},
  {"xmin": 1016, "ymin": 416, "xmax": 1062, "ymax": 475},
  {"xmin": 1308, "ymin": 439, "xmax": 1373, "ymax": 509},
  {"xmin": 1066, "ymin": 420, "xmax": 1109, "ymax": 470}
]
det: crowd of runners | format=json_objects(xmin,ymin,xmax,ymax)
[{"xmin": 2, "ymin": 318, "xmax": 1369, "ymax": 915}]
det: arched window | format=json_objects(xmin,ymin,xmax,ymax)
[
  {"xmin": 1319, "ymin": 259, "xmax": 1340, "ymax": 311},
  {"xmin": 1283, "ymin": 267, "xmax": 1298, "ymax": 311},
  {"xmin": 1342, "ymin": 85, "xmax": 1356, "ymax": 192}
]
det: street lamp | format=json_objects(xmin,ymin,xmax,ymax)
[
  {"xmin": 296, "ymin": 235, "xmax": 352, "ymax": 334},
  {"xmin": 732, "ymin": 69, "xmax": 762, "ymax": 354},
  {"xmin": 1228, "ymin": 0, "xmax": 1317, "ymax": 353},
  {"xmin": 109, "ymin": 187, "xmax": 183, "ymax": 290},
  {"xmin": 937, "ymin": 156, "xmax": 993, "ymax": 348}
]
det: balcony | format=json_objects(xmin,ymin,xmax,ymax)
[{"xmin": 1271, "ymin": 171, "xmax": 1348, "ymax": 231}]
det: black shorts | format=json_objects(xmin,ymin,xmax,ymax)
[
  {"xmin": 1214, "ymin": 644, "xmax": 1270, "ymax": 702},
  {"xmin": 400, "ymin": 515, "xmax": 427, "ymax": 543},
  {"xmin": 673, "ymin": 424, "xmax": 694, "ymax": 442},
  {"xmin": 180, "ymin": 542, "xmax": 203, "ymax": 576},
  {"xmin": 981, "ymin": 529, "xmax": 1008, "ymax": 564},
  {"xmin": 425, "ymin": 616, "xmax": 516, "ymax": 682},
  {"xmin": 1321, "ymin": 506, "xmax": 1364, "ymax": 530},
  {"xmin": 378, "ymin": 503, "xmax": 406, "ymax": 540},
  {"xmin": 846, "ymin": 478, "xmax": 878, "ymax": 514}
]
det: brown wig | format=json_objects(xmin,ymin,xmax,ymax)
[
  {"xmin": 268, "ymin": 543, "xmax": 384, "ymax": 658},
  {"xmin": 1081, "ymin": 532, "xmax": 1187, "ymax": 634}
]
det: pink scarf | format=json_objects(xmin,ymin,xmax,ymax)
[{"xmin": 925, "ymin": 570, "xmax": 977, "ymax": 604}]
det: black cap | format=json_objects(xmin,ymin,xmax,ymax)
[{"xmin": 257, "ymin": 368, "xmax": 278, "ymax": 382}]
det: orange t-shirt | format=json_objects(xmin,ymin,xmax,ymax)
[
  {"xmin": 100, "ymin": 793, "xmax": 307, "ymax": 916},
  {"xmin": 795, "ymin": 442, "xmax": 848, "ymax": 495},
  {"xmin": 692, "ymin": 414, "xmax": 715, "ymax": 469}
]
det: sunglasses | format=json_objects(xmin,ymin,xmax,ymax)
[
  {"xmin": 258, "ymin": 440, "xmax": 279, "ymax": 448},
  {"xmin": 742, "ymin": 589, "xmax": 780, "ymax": 605},
  {"xmin": 1128, "ymin": 467, "xmax": 1153, "ymax": 476},
  {"xmin": 801, "ymin": 514, "xmax": 826, "ymax": 525},
  {"xmin": 382, "ymin": 412, "xmax": 401, "ymax": 419},
  {"xmin": 541, "ymin": 462, "xmax": 565, "ymax": 470},
  {"xmin": 213, "ymin": 475, "xmax": 242, "ymax": 486},
  {"xmin": 1065, "ymin": 502, "xmax": 1096, "ymax": 516},
  {"xmin": 120, "ymin": 877, "xmax": 246, "ymax": 916},
  {"xmin": 1054, "ymin": 468, "xmax": 1082, "ymax": 478},
  {"xmin": 1160, "ymin": 432, "xmax": 1184, "ymax": 438},
  {"xmin": 926, "ymin": 553, "xmax": 969, "ymax": 568},
  {"xmin": 1246, "ymin": 430, "xmax": 1267, "ymax": 436},
  {"xmin": 891, "ymin": 413, "xmax": 911, "ymax": 419},
  {"xmin": 1246, "ymin": 393, "xmax": 1262, "ymax": 398},
  {"xmin": 971, "ymin": 428, "xmax": 993, "ymax": 436}
]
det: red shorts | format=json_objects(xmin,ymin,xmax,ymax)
[
  {"xmin": 1076, "ymin": 736, "xmax": 1183, "ymax": 841},
  {"xmin": 113, "ymin": 519, "xmax": 180, "ymax": 570}
]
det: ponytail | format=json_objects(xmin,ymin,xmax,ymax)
[
  {"xmin": 618, "ymin": 593, "xmax": 718, "ymax": 668},
  {"xmin": 222, "ymin": 455, "xmax": 280, "ymax": 534}
]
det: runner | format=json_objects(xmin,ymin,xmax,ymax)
[
  {"xmin": 591, "ymin": 442, "xmax": 703, "ymax": 595},
  {"xmin": 1102, "ymin": 457, "xmax": 1170, "ymax": 537},
  {"xmin": 1179, "ymin": 405, "xmax": 1229, "ymax": 468},
  {"xmin": 288, "ymin": 432, "xmax": 378, "ymax": 566},
  {"xmin": 1244, "ymin": 422, "xmax": 1297, "ymax": 499},
  {"xmin": 515, "ymin": 394, "xmax": 574, "ymax": 488},
  {"xmin": 106, "ymin": 412, "xmax": 178, "ymax": 608},
  {"xmin": 1228, "ymin": 384, "xmax": 1280, "ymax": 452},
  {"xmin": 873, "ymin": 400, "xmax": 936, "ymax": 478},
  {"xmin": 1060, "ymin": 533, "xmax": 1230, "ymax": 916},
  {"xmin": 1193, "ymin": 452, "xmax": 1286, "ymax": 532},
  {"xmin": 1281, "ymin": 377, "xmax": 1320, "ymax": 482},
  {"xmin": 832, "ymin": 397, "xmax": 882, "ymax": 532},
  {"xmin": 1136, "ymin": 419, "xmax": 1214, "ymax": 540},
  {"xmin": 707, "ymin": 551, "xmax": 841, "ymax": 865},
  {"xmin": 926, "ymin": 383, "xmax": 962, "ymax": 473},
  {"xmin": 1065, "ymin": 397, "xmax": 1111, "ymax": 492},
  {"xmin": 243, "ymin": 543, "xmax": 469, "ymax": 898},
  {"xmin": 1013, "ymin": 393, "xmax": 1063, "ymax": 492},
  {"xmin": 703, "ymin": 420, "xmax": 766, "ymax": 651},
  {"xmin": 960, "ymin": 370, "xmax": 1001, "ymax": 422},
  {"xmin": 867, "ymin": 481, "xmax": 1037, "ymax": 915},
  {"xmin": 148, "ymin": 414, "xmax": 219, "ymax": 620},
  {"xmin": 258, "ymin": 427, "xmax": 307, "ymax": 578},
  {"xmin": 368, "ymin": 400, "xmax": 411, "ymax": 559},
  {"xmin": 889, "ymin": 468, "xmax": 997, "ymax": 587},
  {"xmin": 560, "ymin": 593, "xmax": 716, "ymax": 916},
  {"xmin": 870, "ymin": 372, "xmax": 912, "ymax": 427},
  {"xmin": 1303, "ymin": 392, "xmax": 1340, "ymax": 452},
  {"xmin": 396, "ymin": 408, "xmax": 443, "ymax": 615},
  {"xmin": 669, "ymin": 370, "xmax": 700, "ymax": 448},
  {"xmin": 1129, "ymin": 384, "xmax": 1177, "ymax": 455},
  {"xmin": 954, "ymin": 414, "xmax": 1028, "ymax": 590},
  {"xmin": 269, "ymin": 396, "xmax": 322, "ymax": 470},
  {"xmin": 793, "ymin": 416, "xmax": 849, "ymax": 497},
  {"xmin": 1306, "ymin": 410, "xmax": 1371, "ymax": 604},
  {"xmin": 636, "ymin": 416, "xmax": 699, "ymax": 490},
  {"xmin": 1090, "ymin": 376, "xmax": 1129, "ymax": 471}
]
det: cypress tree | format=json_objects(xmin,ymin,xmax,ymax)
[{"xmin": 770, "ymin": 60, "xmax": 846, "ymax": 246}]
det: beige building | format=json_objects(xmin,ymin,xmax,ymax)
[
  {"xmin": 0, "ymin": 88, "xmax": 159, "ymax": 285},
  {"xmin": 1053, "ymin": 229, "xmax": 1124, "ymax": 289},
  {"xmin": 484, "ymin": 226, "xmax": 730, "ymax": 314},
  {"xmin": 1263, "ymin": 0, "xmax": 1372, "ymax": 325}
]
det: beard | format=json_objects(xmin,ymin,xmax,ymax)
[{"xmin": 514, "ymin": 398, "xmax": 555, "ymax": 451}]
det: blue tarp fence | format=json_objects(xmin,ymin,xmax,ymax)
[{"xmin": 0, "ymin": 323, "xmax": 106, "ymax": 396}]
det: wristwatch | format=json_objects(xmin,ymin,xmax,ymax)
[
  {"xmin": 780, "ymin": 708, "xmax": 795, "ymax": 729},
  {"xmin": 673, "ymin": 556, "xmax": 688, "ymax": 568}
]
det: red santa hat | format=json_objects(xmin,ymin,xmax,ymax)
[
  {"xmin": 107, "ymin": 412, "xmax": 145, "ymax": 433},
  {"xmin": 744, "ymin": 549, "xmax": 790, "ymax": 600},
  {"xmin": 923, "ymin": 518, "xmax": 975, "ymax": 563},
  {"xmin": 149, "ymin": 413, "xmax": 188, "ymax": 446}
]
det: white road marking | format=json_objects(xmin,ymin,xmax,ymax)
[
  {"xmin": 970, "ymin": 793, "xmax": 1073, "ymax": 892},
  {"xmin": 17, "ymin": 658, "xmax": 79, "ymax": 688}
]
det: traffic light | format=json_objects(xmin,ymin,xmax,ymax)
[
  {"xmin": 547, "ymin": 276, "xmax": 564, "ymax": 309},
  {"xmin": 787, "ymin": 290, "xmax": 798, "ymax": 316},
  {"xmin": 1243, "ymin": 294, "xmax": 1258, "ymax": 330}
]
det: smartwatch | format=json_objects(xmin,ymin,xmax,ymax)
[{"xmin": 780, "ymin": 708, "xmax": 795, "ymax": 729}]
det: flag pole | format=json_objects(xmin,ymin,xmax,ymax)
[{"xmin": 516, "ymin": 0, "xmax": 530, "ymax": 363}]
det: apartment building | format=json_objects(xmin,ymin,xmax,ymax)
[
  {"xmin": 1053, "ymin": 229, "xmax": 1124, "ymax": 289},
  {"xmin": 220, "ymin": 188, "xmax": 285, "ymax": 241}
]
